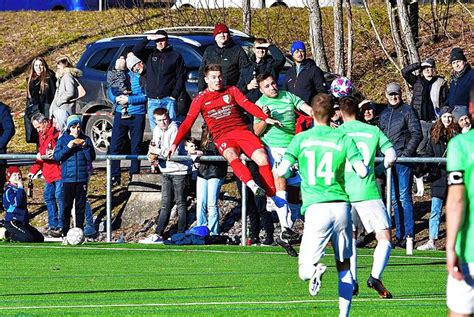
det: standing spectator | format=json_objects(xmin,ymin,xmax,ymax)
[
  {"xmin": 198, "ymin": 23, "xmax": 249, "ymax": 92},
  {"xmin": 237, "ymin": 38, "xmax": 285, "ymax": 103},
  {"xmin": 28, "ymin": 113, "xmax": 63, "ymax": 237},
  {"xmin": 358, "ymin": 101, "xmax": 379, "ymax": 126},
  {"xmin": 49, "ymin": 56, "xmax": 84, "ymax": 116},
  {"xmin": 378, "ymin": 82, "xmax": 422, "ymax": 247},
  {"xmin": 25, "ymin": 57, "xmax": 56, "ymax": 143},
  {"xmin": 0, "ymin": 102, "xmax": 15, "ymax": 212},
  {"xmin": 401, "ymin": 57, "xmax": 448, "ymax": 155},
  {"xmin": 452, "ymin": 106, "xmax": 472, "ymax": 134},
  {"xmin": 447, "ymin": 47, "xmax": 473, "ymax": 109},
  {"xmin": 108, "ymin": 54, "xmax": 146, "ymax": 186},
  {"xmin": 53, "ymin": 115, "xmax": 95, "ymax": 237},
  {"xmin": 140, "ymin": 109, "xmax": 191, "ymax": 244},
  {"xmin": 3, "ymin": 166, "xmax": 44, "ymax": 243},
  {"xmin": 133, "ymin": 30, "xmax": 186, "ymax": 128},
  {"xmin": 417, "ymin": 107, "xmax": 458, "ymax": 251}
]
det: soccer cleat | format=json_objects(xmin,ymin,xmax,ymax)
[
  {"xmin": 309, "ymin": 263, "xmax": 327, "ymax": 296},
  {"xmin": 138, "ymin": 234, "xmax": 164, "ymax": 244},
  {"xmin": 281, "ymin": 227, "xmax": 299, "ymax": 241},
  {"xmin": 353, "ymin": 281, "xmax": 359, "ymax": 296},
  {"xmin": 416, "ymin": 239, "xmax": 437, "ymax": 251},
  {"xmin": 248, "ymin": 182, "xmax": 266, "ymax": 197},
  {"xmin": 367, "ymin": 276, "xmax": 393, "ymax": 298},
  {"xmin": 275, "ymin": 236, "xmax": 298, "ymax": 257}
]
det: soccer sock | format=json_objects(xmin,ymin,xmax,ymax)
[
  {"xmin": 258, "ymin": 164, "xmax": 276, "ymax": 197},
  {"xmin": 371, "ymin": 239, "xmax": 392, "ymax": 280},
  {"xmin": 229, "ymin": 158, "xmax": 253, "ymax": 184},
  {"xmin": 350, "ymin": 236, "xmax": 358, "ymax": 283},
  {"xmin": 274, "ymin": 191, "xmax": 289, "ymax": 230},
  {"xmin": 338, "ymin": 269, "xmax": 353, "ymax": 317}
]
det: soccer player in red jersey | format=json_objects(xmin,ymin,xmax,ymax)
[{"xmin": 167, "ymin": 64, "xmax": 282, "ymax": 198}]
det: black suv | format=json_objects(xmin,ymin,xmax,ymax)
[{"xmin": 75, "ymin": 27, "xmax": 291, "ymax": 154}]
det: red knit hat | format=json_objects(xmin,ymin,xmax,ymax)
[
  {"xmin": 6, "ymin": 166, "xmax": 21, "ymax": 181},
  {"xmin": 213, "ymin": 23, "xmax": 229, "ymax": 37}
]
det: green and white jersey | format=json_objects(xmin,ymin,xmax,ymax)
[
  {"xmin": 446, "ymin": 130, "xmax": 474, "ymax": 263},
  {"xmin": 284, "ymin": 125, "xmax": 363, "ymax": 215},
  {"xmin": 255, "ymin": 91, "xmax": 305, "ymax": 148},
  {"xmin": 338, "ymin": 120, "xmax": 393, "ymax": 202}
]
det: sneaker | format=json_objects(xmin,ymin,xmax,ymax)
[
  {"xmin": 281, "ymin": 227, "xmax": 299, "ymax": 241},
  {"xmin": 353, "ymin": 281, "xmax": 359, "ymax": 296},
  {"xmin": 47, "ymin": 229, "xmax": 62, "ymax": 238},
  {"xmin": 261, "ymin": 237, "xmax": 275, "ymax": 246},
  {"xmin": 138, "ymin": 234, "xmax": 164, "ymax": 244},
  {"xmin": 367, "ymin": 275, "xmax": 393, "ymax": 298},
  {"xmin": 416, "ymin": 239, "xmax": 437, "ymax": 251},
  {"xmin": 309, "ymin": 263, "xmax": 327, "ymax": 296},
  {"xmin": 275, "ymin": 236, "xmax": 298, "ymax": 257}
]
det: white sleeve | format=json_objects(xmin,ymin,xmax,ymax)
[
  {"xmin": 352, "ymin": 160, "xmax": 368, "ymax": 179},
  {"xmin": 276, "ymin": 159, "xmax": 293, "ymax": 178},
  {"xmin": 383, "ymin": 147, "xmax": 397, "ymax": 168}
]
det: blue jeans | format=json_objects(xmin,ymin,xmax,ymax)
[
  {"xmin": 390, "ymin": 163, "xmax": 414, "ymax": 239},
  {"xmin": 44, "ymin": 180, "xmax": 63, "ymax": 230},
  {"xmin": 429, "ymin": 197, "xmax": 443, "ymax": 240},
  {"xmin": 147, "ymin": 97, "xmax": 177, "ymax": 131},
  {"xmin": 196, "ymin": 176, "xmax": 224, "ymax": 236}
]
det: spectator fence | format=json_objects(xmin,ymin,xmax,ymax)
[{"xmin": 0, "ymin": 154, "xmax": 447, "ymax": 246}]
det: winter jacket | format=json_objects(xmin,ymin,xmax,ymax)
[
  {"xmin": 198, "ymin": 40, "xmax": 249, "ymax": 91},
  {"xmin": 29, "ymin": 122, "xmax": 62, "ymax": 183},
  {"xmin": 0, "ymin": 103, "xmax": 15, "ymax": 164},
  {"xmin": 133, "ymin": 40, "xmax": 186, "ymax": 100},
  {"xmin": 401, "ymin": 62, "xmax": 448, "ymax": 121},
  {"xmin": 378, "ymin": 102, "xmax": 422, "ymax": 157},
  {"xmin": 27, "ymin": 69, "xmax": 56, "ymax": 118},
  {"xmin": 447, "ymin": 65, "xmax": 474, "ymax": 108},
  {"xmin": 3, "ymin": 184, "xmax": 28, "ymax": 224},
  {"xmin": 237, "ymin": 45, "xmax": 286, "ymax": 102},
  {"xmin": 424, "ymin": 135, "xmax": 449, "ymax": 198},
  {"xmin": 53, "ymin": 132, "xmax": 95, "ymax": 183},
  {"xmin": 108, "ymin": 70, "xmax": 147, "ymax": 115},
  {"xmin": 49, "ymin": 67, "xmax": 83, "ymax": 116},
  {"xmin": 284, "ymin": 58, "xmax": 327, "ymax": 104}
]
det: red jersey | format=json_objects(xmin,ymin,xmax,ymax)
[
  {"xmin": 173, "ymin": 86, "xmax": 269, "ymax": 146},
  {"xmin": 29, "ymin": 123, "xmax": 62, "ymax": 183}
]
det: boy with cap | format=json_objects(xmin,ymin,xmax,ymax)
[
  {"xmin": 3, "ymin": 166, "xmax": 44, "ymax": 242},
  {"xmin": 447, "ymin": 47, "xmax": 473, "ymax": 109},
  {"xmin": 53, "ymin": 115, "xmax": 95, "ymax": 237}
]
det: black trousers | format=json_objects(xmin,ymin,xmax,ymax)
[
  {"xmin": 5, "ymin": 221, "xmax": 44, "ymax": 242},
  {"xmin": 0, "ymin": 163, "xmax": 5, "ymax": 211},
  {"xmin": 62, "ymin": 182, "xmax": 87, "ymax": 235},
  {"xmin": 155, "ymin": 174, "xmax": 188, "ymax": 236}
]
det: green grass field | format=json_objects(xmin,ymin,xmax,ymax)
[{"xmin": 0, "ymin": 243, "xmax": 447, "ymax": 316}]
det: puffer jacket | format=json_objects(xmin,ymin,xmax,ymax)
[
  {"xmin": 0, "ymin": 103, "xmax": 15, "ymax": 164},
  {"xmin": 53, "ymin": 131, "xmax": 95, "ymax": 183},
  {"xmin": 284, "ymin": 58, "xmax": 327, "ymax": 104},
  {"xmin": 198, "ymin": 40, "xmax": 249, "ymax": 91},
  {"xmin": 378, "ymin": 102, "xmax": 422, "ymax": 157},
  {"xmin": 108, "ymin": 70, "xmax": 146, "ymax": 115},
  {"xmin": 49, "ymin": 67, "xmax": 83, "ymax": 116},
  {"xmin": 29, "ymin": 122, "xmax": 61, "ymax": 183},
  {"xmin": 3, "ymin": 184, "xmax": 28, "ymax": 224},
  {"xmin": 424, "ymin": 135, "xmax": 449, "ymax": 198}
]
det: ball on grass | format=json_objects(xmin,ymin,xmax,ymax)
[{"xmin": 66, "ymin": 228, "xmax": 85, "ymax": 245}]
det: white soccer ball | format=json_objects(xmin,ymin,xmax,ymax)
[
  {"xmin": 66, "ymin": 228, "xmax": 85, "ymax": 245},
  {"xmin": 330, "ymin": 76, "xmax": 353, "ymax": 98}
]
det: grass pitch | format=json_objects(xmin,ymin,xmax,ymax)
[{"xmin": 0, "ymin": 243, "xmax": 447, "ymax": 316}]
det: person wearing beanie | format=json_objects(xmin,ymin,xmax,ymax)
[
  {"xmin": 133, "ymin": 29, "xmax": 186, "ymax": 126},
  {"xmin": 447, "ymin": 47, "xmax": 473, "ymax": 109},
  {"xmin": 452, "ymin": 105, "xmax": 471, "ymax": 133},
  {"xmin": 0, "ymin": 102, "xmax": 15, "ymax": 213},
  {"xmin": 3, "ymin": 166, "xmax": 44, "ymax": 242},
  {"xmin": 378, "ymin": 82, "xmax": 422, "ymax": 248},
  {"xmin": 53, "ymin": 115, "xmax": 95, "ymax": 238},
  {"xmin": 197, "ymin": 23, "xmax": 249, "ymax": 92}
]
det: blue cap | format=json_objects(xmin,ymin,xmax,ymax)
[
  {"xmin": 66, "ymin": 115, "xmax": 81, "ymax": 129},
  {"xmin": 290, "ymin": 41, "xmax": 306, "ymax": 55}
]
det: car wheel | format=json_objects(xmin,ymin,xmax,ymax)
[{"xmin": 85, "ymin": 115, "xmax": 113, "ymax": 155}]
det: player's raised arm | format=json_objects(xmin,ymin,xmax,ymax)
[{"xmin": 170, "ymin": 96, "xmax": 202, "ymax": 149}]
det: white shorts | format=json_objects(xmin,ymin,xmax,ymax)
[
  {"xmin": 351, "ymin": 199, "xmax": 390, "ymax": 233},
  {"xmin": 266, "ymin": 147, "xmax": 301, "ymax": 186},
  {"xmin": 447, "ymin": 262, "xmax": 474, "ymax": 315},
  {"xmin": 299, "ymin": 202, "xmax": 352, "ymax": 266}
]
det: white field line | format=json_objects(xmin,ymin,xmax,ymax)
[
  {"xmin": 0, "ymin": 297, "xmax": 446, "ymax": 311},
  {"xmin": 0, "ymin": 244, "xmax": 446, "ymax": 260}
]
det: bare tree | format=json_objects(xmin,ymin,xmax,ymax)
[
  {"xmin": 396, "ymin": 0, "xmax": 420, "ymax": 64},
  {"xmin": 307, "ymin": 0, "xmax": 329, "ymax": 72},
  {"xmin": 334, "ymin": 0, "xmax": 345, "ymax": 75},
  {"xmin": 386, "ymin": 0, "xmax": 407, "ymax": 68},
  {"xmin": 242, "ymin": 0, "xmax": 251, "ymax": 34},
  {"xmin": 344, "ymin": 0, "xmax": 353, "ymax": 78}
]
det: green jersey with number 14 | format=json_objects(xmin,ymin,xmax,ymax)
[
  {"xmin": 446, "ymin": 130, "xmax": 474, "ymax": 264},
  {"xmin": 284, "ymin": 125, "xmax": 363, "ymax": 215},
  {"xmin": 339, "ymin": 120, "xmax": 393, "ymax": 202}
]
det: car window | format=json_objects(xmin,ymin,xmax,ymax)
[
  {"xmin": 86, "ymin": 47, "xmax": 120, "ymax": 72},
  {"xmin": 173, "ymin": 43, "xmax": 201, "ymax": 69}
]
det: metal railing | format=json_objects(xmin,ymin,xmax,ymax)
[{"xmin": 0, "ymin": 154, "xmax": 446, "ymax": 245}]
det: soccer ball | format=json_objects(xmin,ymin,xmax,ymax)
[
  {"xmin": 66, "ymin": 228, "xmax": 85, "ymax": 245},
  {"xmin": 330, "ymin": 76, "xmax": 353, "ymax": 98}
]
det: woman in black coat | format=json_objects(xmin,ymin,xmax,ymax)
[
  {"xmin": 26, "ymin": 57, "xmax": 56, "ymax": 143},
  {"xmin": 417, "ymin": 107, "xmax": 459, "ymax": 251}
]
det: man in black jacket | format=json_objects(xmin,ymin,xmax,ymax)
[
  {"xmin": 0, "ymin": 102, "xmax": 16, "ymax": 211},
  {"xmin": 198, "ymin": 23, "xmax": 249, "ymax": 92},
  {"xmin": 133, "ymin": 30, "xmax": 186, "ymax": 130},
  {"xmin": 378, "ymin": 82, "xmax": 422, "ymax": 247}
]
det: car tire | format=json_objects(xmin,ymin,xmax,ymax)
[{"xmin": 85, "ymin": 114, "xmax": 113, "ymax": 155}]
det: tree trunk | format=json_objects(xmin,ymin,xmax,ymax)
[
  {"xmin": 242, "ymin": 0, "xmax": 251, "ymax": 34},
  {"xmin": 344, "ymin": 0, "xmax": 353, "ymax": 79},
  {"xmin": 396, "ymin": 0, "xmax": 420, "ymax": 64},
  {"xmin": 308, "ymin": 0, "xmax": 329, "ymax": 72},
  {"xmin": 386, "ymin": 0, "xmax": 407, "ymax": 68},
  {"xmin": 333, "ymin": 0, "xmax": 345, "ymax": 75}
]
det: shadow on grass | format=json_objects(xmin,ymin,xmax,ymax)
[
  {"xmin": 388, "ymin": 261, "xmax": 445, "ymax": 267},
  {"xmin": 0, "ymin": 285, "xmax": 232, "ymax": 297}
]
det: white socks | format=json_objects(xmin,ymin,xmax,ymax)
[
  {"xmin": 350, "ymin": 237, "xmax": 358, "ymax": 283},
  {"xmin": 338, "ymin": 269, "xmax": 353, "ymax": 317},
  {"xmin": 371, "ymin": 239, "xmax": 392, "ymax": 280},
  {"xmin": 274, "ymin": 191, "xmax": 290, "ymax": 230}
]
